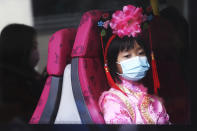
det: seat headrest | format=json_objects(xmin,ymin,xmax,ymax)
[
  {"xmin": 149, "ymin": 17, "xmax": 181, "ymax": 62},
  {"xmin": 71, "ymin": 10, "xmax": 103, "ymax": 58},
  {"xmin": 47, "ymin": 28, "xmax": 76, "ymax": 75}
]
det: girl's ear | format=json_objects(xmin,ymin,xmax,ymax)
[{"xmin": 147, "ymin": 52, "xmax": 152, "ymax": 64}]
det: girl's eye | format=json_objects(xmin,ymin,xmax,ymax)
[
  {"xmin": 138, "ymin": 51, "xmax": 145, "ymax": 55},
  {"xmin": 124, "ymin": 54, "xmax": 131, "ymax": 58}
]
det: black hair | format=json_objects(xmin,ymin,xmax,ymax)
[
  {"xmin": 107, "ymin": 34, "xmax": 150, "ymax": 83},
  {"xmin": 0, "ymin": 23, "xmax": 37, "ymax": 69}
]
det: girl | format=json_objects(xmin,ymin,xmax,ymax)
[{"xmin": 98, "ymin": 5, "xmax": 170, "ymax": 124}]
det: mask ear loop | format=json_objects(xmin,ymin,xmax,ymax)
[
  {"xmin": 148, "ymin": 26, "xmax": 160, "ymax": 95},
  {"xmin": 101, "ymin": 34, "xmax": 127, "ymax": 96}
]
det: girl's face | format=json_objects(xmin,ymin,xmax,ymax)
[{"xmin": 116, "ymin": 41, "xmax": 146, "ymax": 74}]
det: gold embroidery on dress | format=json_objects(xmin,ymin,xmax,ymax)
[
  {"xmin": 118, "ymin": 84, "xmax": 143, "ymax": 99},
  {"xmin": 140, "ymin": 95, "xmax": 155, "ymax": 124},
  {"xmin": 109, "ymin": 89, "xmax": 136, "ymax": 122}
]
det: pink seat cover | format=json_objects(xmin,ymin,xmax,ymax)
[
  {"xmin": 71, "ymin": 10, "xmax": 102, "ymax": 58},
  {"xmin": 29, "ymin": 76, "xmax": 52, "ymax": 124},
  {"xmin": 47, "ymin": 28, "xmax": 76, "ymax": 75},
  {"xmin": 78, "ymin": 58, "xmax": 108, "ymax": 123},
  {"xmin": 29, "ymin": 28, "xmax": 77, "ymax": 124},
  {"xmin": 71, "ymin": 10, "xmax": 109, "ymax": 123}
]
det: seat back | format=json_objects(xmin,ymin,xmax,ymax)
[
  {"xmin": 144, "ymin": 17, "xmax": 190, "ymax": 124},
  {"xmin": 70, "ymin": 10, "xmax": 109, "ymax": 124},
  {"xmin": 29, "ymin": 28, "xmax": 77, "ymax": 124},
  {"xmin": 54, "ymin": 64, "xmax": 81, "ymax": 124}
]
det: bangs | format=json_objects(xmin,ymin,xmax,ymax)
[
  {"xmin": 112, "ymin": 36, "xmax": 136, "ymax": 52},
  {"xmin": 120, "ymin": 37, "xmax": 135, "ymax": 52}
]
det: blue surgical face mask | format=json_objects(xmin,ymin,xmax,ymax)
[{"xmin": 117, "ymin": 56, "xmax": 150, "ymax": 81}]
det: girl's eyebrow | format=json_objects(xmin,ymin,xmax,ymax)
[
  {"xmin": 121, "ymin": 49, "xmax": 130, "ymax": 53},
  {"xmin": 121, "ymin": 51, "xmax": 129, "ymax": 55},
  {"xmin": 136, "ymin": 47, "xmax": 143, "ymax": 51}
]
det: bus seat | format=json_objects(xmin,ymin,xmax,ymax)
[
  {"xmin": 29, "ymin": 28, "xmax": 77, "ymax": 124},
  {"xmin": 70, "ymin": 10, "xmax": 109, "ymax": 124},
  {"xmin": 54, "ymin": 64, "xmax": 81, "ymax": 124},
  {"xmin": 144, "ymin": 17, "xmax": 190, "ymax": 124}
]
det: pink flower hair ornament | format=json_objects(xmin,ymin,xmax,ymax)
[{"xmin": 109, "ymin": 5, "xmax": 144, "ymax": 38}]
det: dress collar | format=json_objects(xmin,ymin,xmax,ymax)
[{"xmin": 118, "ymin": 76, "xmax": 147, "ymax": 94}]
